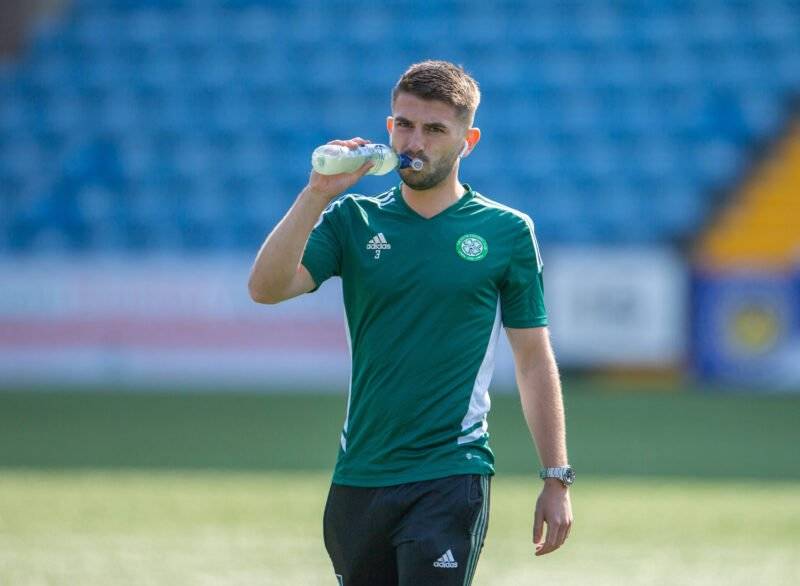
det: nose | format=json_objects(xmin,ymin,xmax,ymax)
[{"xmin": 405, "ymin": 128, "xmax": 425, "ymax": 155}]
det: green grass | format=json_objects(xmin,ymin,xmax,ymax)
[
  {"xmin": 1, "ymin": 387, "xmax": 799, "ymax": 584},
  {"xmin": 0, "ymin": 471, "xmax": 798, "ymax": 585},
  {"xmin": 2, "ymin": 386, "xmax": 799, "ymax": 478}
]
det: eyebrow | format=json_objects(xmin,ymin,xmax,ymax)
[{"xmin": 394, "ymin": 116, "xmax": 449, "ymax": 131}]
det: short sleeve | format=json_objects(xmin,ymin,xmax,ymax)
[
  {"xmin": 499, "ymin": 216, "xmax": 548, "ymax": 328},
  {"xmin": 301, "ymin": 198, "xmax": 344, "ymax": 293}
]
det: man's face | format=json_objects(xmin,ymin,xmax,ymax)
[{"xmin": 389, "ymin": 92, "xmax": 468, "ymax": 191}]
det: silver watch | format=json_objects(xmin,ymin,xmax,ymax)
[{"xmin": 539, "ymin": 466, "xmax": 575, "ymax": 487}]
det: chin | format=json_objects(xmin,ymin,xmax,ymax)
[
  {"xmin": 399, "ymin": 170, "xmax": 445, "ymax": 191},
  {"xmin": 401, "ymin": 177, "xmax": 436, "ymax": 191}
]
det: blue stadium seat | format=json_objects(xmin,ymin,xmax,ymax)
[{"xmin": 1, "ymin": 0, "xmax": 798, "ymax": 253}]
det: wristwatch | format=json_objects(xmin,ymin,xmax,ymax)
[{"xmin": 539, "ymin": 466, "xmax": 575, "ymax": 487}]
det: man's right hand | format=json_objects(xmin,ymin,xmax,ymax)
[{"xmin": 305, "ymin": 137, "xmax": 375, "ymax": 202}]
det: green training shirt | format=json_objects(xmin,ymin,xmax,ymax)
[{"xmin": 301, "ymin": 183, "xmax": 547, "ymax": 487}]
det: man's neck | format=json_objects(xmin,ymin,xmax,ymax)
[{"xmin": 401, "ymin": 176, "xmax": 466, "ymax": 220}]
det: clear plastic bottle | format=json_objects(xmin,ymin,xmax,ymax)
[{"xmin": 311, "ymin": 143, "xmax": 423, "ymax": 176}]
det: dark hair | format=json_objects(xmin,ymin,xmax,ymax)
[{"xmin": 392, "ymin": 60, "xmax": 481, "ymax": 125}]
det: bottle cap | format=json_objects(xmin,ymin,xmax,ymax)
[{"xmin": 398, "ymin": 154, "xmax": 424, "ymax": 171}]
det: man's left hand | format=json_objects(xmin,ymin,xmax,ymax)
[{"xmin": 533, "ymin": 479, "xmax": 573, "ymax": 556}]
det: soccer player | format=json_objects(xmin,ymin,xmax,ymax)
[{"xmin": 249, "ymin": 60, "xmax": 573, "ymax": 585}]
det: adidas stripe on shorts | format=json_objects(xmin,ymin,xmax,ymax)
[{"xmin": 323, "ymin": 474, "xmax": 491, "ymax": 586}]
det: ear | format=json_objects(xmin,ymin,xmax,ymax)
[
  {"xmin": 386, "ymin": 116, "xmax": 394, "ymax": 134},
  {"xmin": 461, "ymin": 127, "xmax": 481, "ymax": 158}
]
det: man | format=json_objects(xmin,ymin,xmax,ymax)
[{"xmin": 249, "ymin": 60, "xmax": 573, "ymax": 585}]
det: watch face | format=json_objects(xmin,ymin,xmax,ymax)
[{"xmin": 564, "ymin": 469, "xmax": 575, "ymax": 484}]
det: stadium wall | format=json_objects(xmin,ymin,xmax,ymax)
[
  {"xmin": 692, "ymin": 268, "xmax": 800, "ymax": 391},
  {"xmin": 0, "ymin": 248, "xmax": 687, "ymax": 391}
]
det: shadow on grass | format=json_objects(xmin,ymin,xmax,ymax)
[{"xmin": 1, "ymin": 385, "xmax": 798, "ymax": 480}]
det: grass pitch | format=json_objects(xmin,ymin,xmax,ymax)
[
  {"xmin": 1, "ymin": 386, "xmax": 799, "ymax": 584},
  {"xmin": 1, "ymin": 471, "xmax": 798, "ymax": 585}
]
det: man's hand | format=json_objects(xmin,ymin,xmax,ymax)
[
  {"xmin": 306, "ymin": 137, "xmax": 374, "ymax": 202},
  {"xmin": 533, "ymin": 479, "xmax": 573, "ymax": 556}
]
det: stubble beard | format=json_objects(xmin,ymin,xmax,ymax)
[{"xmin": 396, "ymin": 143, "xmax": 462, "ymax": 191}]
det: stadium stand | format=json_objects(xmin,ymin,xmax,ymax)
[
  {"xmin": 696, "ymin": 120, "xmax": 800, "ymax": 269},
  {"xmin": 1, "ymin": 0, "xmax": 799, "ymax": 252}
]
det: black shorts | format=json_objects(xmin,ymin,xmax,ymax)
[{"xmin": 323, "ymin": 474, "xmax": 491, "ymax": 586}]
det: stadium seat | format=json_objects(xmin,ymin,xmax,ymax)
[{"xmin": 1, "ymin": 0, "xmax": 799, "ymax": 253}]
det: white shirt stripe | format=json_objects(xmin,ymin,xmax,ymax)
[
  {"xmin": 458, "ymin": 297, "xmax": 502, "ymax": 445},
  {"xmin": 340, "ymin": 307, "xmax": 353, "ymax": 452}
]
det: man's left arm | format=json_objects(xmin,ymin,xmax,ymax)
[{"xmin": 505, "ymin": 326, "xmax": 573, "ymax": 557}]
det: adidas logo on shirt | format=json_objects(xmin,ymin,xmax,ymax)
[
  {"xmin": 433, "ymin": 549, "xmax": 458, "ymax": 569},
  {"xmin": 366, "ymin": 233, "xmax": 391, "ymax": 259}
]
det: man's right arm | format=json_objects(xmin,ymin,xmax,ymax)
[{"xmin": 248, "ymin": 137, "xmax": 374, "ymax": 304}]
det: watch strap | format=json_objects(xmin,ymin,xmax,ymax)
[{"xmin": 539, "ymin": 466, "xmax": 575, "ymax": 485}]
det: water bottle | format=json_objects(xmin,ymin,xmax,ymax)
[{"xmin": 311, "ymin": 143, "xmax": 424, "ymax": 176}]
